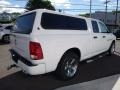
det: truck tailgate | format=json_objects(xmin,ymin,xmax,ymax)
[{"xmin": 10, "ymin": 33, "xmax": 30, "ymax": 60}]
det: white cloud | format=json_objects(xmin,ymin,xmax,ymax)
[
  {"xmin": 6, "ymin": 5, "xmax": 26, "ymax": 13},
  {"xmin": 100, "ymin": 0, "xmax": 106, "ymax": 2},
  {"xmin": 83, "ymin": 0, "xmax": 90, "ymax": 2},
  {"xmin": 0, "ymin": 0, "xmax": 25, "ymax": 13},
  {"xmin": 0, "ymin": 0, "xmax": 11, "ymax": 6},
  {"xmin": 50, "ymin": 0, "xmax": 71, "ymax": 9}
]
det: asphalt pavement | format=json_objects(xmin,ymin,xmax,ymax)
[
  {"xmin": 55, "ymin": 75, "xmax": 120, "ymax": 90},
  {"xmin": 0, "ymin": 54, "xmax": 120, "ymax": 90},
  {"xmin": 0, "ymin": 41, "xmax": 20, "ymax": 78},
  {"xmin": 0, "ymin": 40, "xmax": 120, "ymax": 90}
]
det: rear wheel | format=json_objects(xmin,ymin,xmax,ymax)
[
  {"xmin": 2, "ymin": 35, "xmax": 10, "ymax": 43},
  {"xmin": 56, "ymin": 52, "xmax": 79, "ymax": 80},
  {"xmin": 108, "ymin": 42, "xmax": 115, "ymax": 55}
]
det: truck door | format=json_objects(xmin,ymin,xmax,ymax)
[
  {"xmin": 91, "ymin": 20, "xmax": 104, "ymax": 55},
  {"xmin": 98, "ymin": 21, "xmax": 112, "ymax": 51}
]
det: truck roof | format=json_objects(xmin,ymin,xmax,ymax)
[{"xmin": 19, "ymin": 9, "xmax": 89, "ymax": 20}]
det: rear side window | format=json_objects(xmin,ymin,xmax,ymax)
[
  {"xmin": 92, "ymin": 21, "xmax": 99, "ymax": 33},
  {"xmin": 41, "ymin": 13, "xmax": 87, "ymax": 30},
  {"xmin": 14, "ymin": 12, "xmax": 36, "ymax": 34}
]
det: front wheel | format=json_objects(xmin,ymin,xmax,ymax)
[
  {"xmin": 56, "ymin": 52, "xmax": 79, "ymax": 80},
  {"xmin": 108, "ymin": 42, "xmax": 115, "ymax": 55},
  {"xmin": 2, "ymin": 35, "xmax": 10, "ymax": 43}
]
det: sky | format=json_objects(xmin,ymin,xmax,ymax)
[{"xmin": 0, "ymin": 0, "xmax": 119, "ymax": 15}]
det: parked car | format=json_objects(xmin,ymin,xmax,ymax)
[
  {"xmin": 0, "ymin": 25, "xmax": 3, "ymax": 29},
  {"xmin": 10, "ymin": 9, "xmax": 116, "ymax": 80},
  {"xmin": 113, "ymin": 29, "xmax": 120, "ymax": 39},
  {"xmin": 0, "ymin": 25, "xmax": 13, "ymax": 43}
]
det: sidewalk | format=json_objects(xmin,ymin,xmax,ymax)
[{"xmin": 55, "ymin": 74, "xmax": 120, "ymax": 90}]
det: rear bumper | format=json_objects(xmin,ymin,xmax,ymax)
[
  {"xmin": 16, "ymin": 60, "xmax": 46, "ymax": 75},
  {"xmin": 10, "ymin": 49, "xmax": 46, "ymax": 75}
]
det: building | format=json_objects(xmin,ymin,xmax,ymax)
[{"xmin": 92, "ymin": 11, "xmax": 120, "ymax": 30}]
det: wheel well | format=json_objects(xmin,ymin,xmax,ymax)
[
  {"xmin": 4, "ymin": 34, "xmax": 9, "ymax": 36},
  {"xmin": 2, "ymin": 34, "xmax": 10, "ymax": 42},
  {"xmin": 2, "ymin": 34, "xmax": 9, "ymax": 38},
  {"xmin": 112, "ymin": 40, "xmax": 115, "ymax": 44},
  {"xmin": 110, "ymin": 40, "xmax": 115, "ymax": 47},
  {"xmin": 61, "ymin": 48, "xmax": 81, "ymax": 61},
  {"xmin": 56, "ymin": 48, "xmax": 81, "ymax": 71},
  {"xmin": 109, "ymin": 40, "xmax": 115, "ymax": 50}
]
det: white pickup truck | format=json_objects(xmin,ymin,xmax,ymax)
[{"xmin": 10, "ymin": 9, "xmax": 116, "ymax": 80}]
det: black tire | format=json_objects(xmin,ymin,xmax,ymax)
[
  {"xmin": 2, "ymin": 35, "xmax": 10, "ymax": 43},
  {"xmin": 108, "ymin": 42, "xmax": 115, "ymax": 55},
  {"xmin": 56, "ymin": 52, "xmax": 79, "ymax": 80}
]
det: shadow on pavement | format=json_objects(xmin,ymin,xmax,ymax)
[{"xmin": 0, "ymin": 55, "xmax": 120, "ymax": 90}]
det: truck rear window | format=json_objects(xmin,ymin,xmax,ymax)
[
  {"xmin": 14, "ymin": 12, "xmax": 36, "ymax": 34},
  {"xmin": 41, "ymin": 12, "xmax": 87, "ymax": 30}
]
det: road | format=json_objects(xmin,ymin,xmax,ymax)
[{"xmin": 0, "ymin": 40, "xmax": 120, "ymax": 90}]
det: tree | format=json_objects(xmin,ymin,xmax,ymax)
[
  {"xmin": 112, "ymin": 10, "xmax": 120, "ymax": 14},
  {"xmin": 79, "ymin": 13, "xmax": 90, "ymax": 17},
  {"xmin": 25, "ymin": 0, "xmax": 55, "ymax": 11},
  {"xmin": 11, "ymin": 13, "xmax": 21, "ymax": 22}
]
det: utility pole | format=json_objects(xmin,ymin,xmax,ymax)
[
  {"xmin": 115, "ymin": 0, "xmax": 119, "ymax": 29},
  {"xmin": 104, "ymin": 0, "xmax": 110, "ymax": 25},
  {"xmin": 90, "ymin": 0, "xmax": 92, "ymax": 18}
]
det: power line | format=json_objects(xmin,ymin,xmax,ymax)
[
  {"xmin": 0, "ymin": 4, "xmax": 118, "ymax": 9},
  {"xmin": 104, "ymin": 0, "xmax": 110, "ymax": 25},
  {"xmin": 51, "ymin": 2, "xmax": 120, "ymax": 7},
  {"xmin": 90, "ymin": 0, "xmax": 92, "ymax": 17},
  {"xmin": 115, "ymin": 0, "xmax": 119, "ymax": 29},
  {"xmin": 52, "ymin": 2, "xmax": 103, "ymax": 6},
  {"xmin": 14, "ymin": 0, "xmax": 120, "ymax": 7},
  {"xmin": 0, "ymin": 5, "xmax": 117, "ymax": 11},
  {"xmin": 0, "ymin": 0, "xmax": 119, "ymax": 7},
  {"xmin": 56, "ymin": 9, "xmax": 116, "ymax": 11}
]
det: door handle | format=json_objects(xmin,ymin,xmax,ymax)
[
  {"xmin": 103, "ymin": 36, "xmax": 106, "ymax": 38},
  {"xmin": 93, "ymin": 36, "xmax": 98, "ymax": 39}
]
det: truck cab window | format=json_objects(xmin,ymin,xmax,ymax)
[
  {"xmin": 99, "ymin": 22, "xmax": 109, "ymax": 33},
  {"xmin": 92, "ymin": 21, "xmax": 99, "ymax": 33}
]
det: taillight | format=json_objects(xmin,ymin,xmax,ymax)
[{"xmin": 29, "ymin": 41, "xmax": 43, "ymax": 60}]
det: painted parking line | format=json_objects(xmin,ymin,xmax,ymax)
[
  {"xmin": 55, "ymin": 75, "xmax": 120, "ymax": 90},
  {"xmin": 112, "ymin": 77, "xmax": 120, "ymax": 90}
]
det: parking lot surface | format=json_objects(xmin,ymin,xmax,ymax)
[
  {"xmin": 0, "ymin": 42, "xmax": 19, "ymax": 78},
  {"xmin": 0, "ymin": 40, "xmax": 120, "ymax": 90},
  {"xmin": 55, "ymin": 74, "xmax": 120, "ymax": 90}
]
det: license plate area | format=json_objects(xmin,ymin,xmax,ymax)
[
  {"xmin": 10, "ymin": 49, "xmax": 19, "ymax": 63},
  {"xmin": 10, "ymin": 49, "xmax": 36, "ymax": 66}
]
